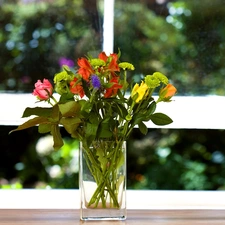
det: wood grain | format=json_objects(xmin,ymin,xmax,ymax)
[{"xmin": 0, "ymin": 209, "xmax": 224, "ymax": 225}]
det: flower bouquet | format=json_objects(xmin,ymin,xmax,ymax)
[{"xmin": 11, "ymin": 50, "xmax": 176, "ymax": 220}]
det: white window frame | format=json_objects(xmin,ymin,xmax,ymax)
[{"xmin": 2, "ymin": 94, "xmax": 225, "ymax": 129}]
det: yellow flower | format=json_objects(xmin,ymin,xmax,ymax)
[
  {"xmin": 131, "ymin": 81, "xmax": 149, "ymax": 103},
  {"xmin": 131, "ymin": 83, "xmax": 139, "ymax": 96}
]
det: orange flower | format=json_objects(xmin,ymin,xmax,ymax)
[
  {"xmin": 98, "ymin": 51, "xmax": 108, "ymax": 62},
  {"xmin": 104, "ymin": 77, "xmax": 123, "ymax": 98},
  {"xmin": 70, "ymin": 77, "xmax": 85, "ymax": 98},
  {"xmin": 77, "ymin": 58, "xmax": 94, "ymax": 81},
  {"xmin": 108, "ymin": 53, "xmax": 120, "ymax": 73},
  {"xmin": 158, "ymin": 84, "xmax": 177, "ymax": 102},
  {"xmin": 162, "ymin": 84, "xmax": 177, "ymax": 98}
]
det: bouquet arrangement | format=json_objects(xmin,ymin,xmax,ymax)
[{"xmin": 11, "ymin": 50, "xmax": 176, "ymax": 210}]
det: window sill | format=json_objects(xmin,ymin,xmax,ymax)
[
  {"xmin": 1, "ymin": 93, "xmax": 225, "ymax": 129},
  {"xmin": 0, "ymin": 189, "xmax": 224, "ymax": 209}
]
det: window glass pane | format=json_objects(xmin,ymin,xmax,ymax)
[
  {"xmin": 1, "ymin": 0, "xmax": 225, "ymax": 191},
  {"xmin": 114, "ymin": 0, "xmax": 225, "ymax": 95},
  {"xmin": 0, "ymin": 0, "xmax": 103, "ymax": 92}
]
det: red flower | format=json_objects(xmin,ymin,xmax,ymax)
[
  {"xmin": 98, "ymin": 52, "xmax": 120, "ymax": 76},
  {"xmin": 70, "ymin": 77, "xmax": 85, "ymax": 98},
  {"xmin": 108, "ymin": 53, "xmax": 120, "ymax": 72},
  {"xmin": 77, "ymin": 58, "xmax": 94, "ymax": 81},
  {"xmin": 104, "ymin": 77, "xmax": 123, "ymax": 98},
  {"xmin": 98, "ymin": 52, "xmax": 108, "ymax": 62}
]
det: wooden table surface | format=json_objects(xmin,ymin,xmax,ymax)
[
  {"xmin": 0, "ymin": 209, "xmax": 225, "ymax": 225},
  {"xmin": 0, "ymin": 190, "xmax": 225, "ymax": 224}
]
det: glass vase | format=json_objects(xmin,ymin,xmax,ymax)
[{"xmin": 79, "ymin": 140, "xmax": 126, "ymax": 221}]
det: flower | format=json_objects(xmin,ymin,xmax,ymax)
[
  {"xmin": 10, "ymin": 50, "xmax": 177, "ymax": 211},
  {"xmin": 54, "ymin": 70, "xmax": 74, "ymax": 95},
  {"xmin": 119, "ymin": 62, "xmax": 135, "ymax": 71},
  {"xmin": 104, "ymin": 77, "xmax": 123, "ymax": 98},
  {"xmin": 163, "ymin": 84, "xmax": 177, "ymax": 97},
  {"xmin": 91, "ymin": 74, "xmax": 101, "ymax": 89},
  {"xmin": 32, "ymin": 79, "xmax": 53, "ymax": 101},
  {"xmin": 157, "ymin": 83, "xmax": 177, "ymax": 102},
  {"xmin": 70, "ymin": 77, "xmax": 85, "ymax": 98},
  {"xmin": 131, "ymin": 81, "xmax": 149, "ymax": 103},
  {"xmin": 77, "ymin": 58, "xmax": 94, "ymax": 81},
  {"xmin": 58, "ymin": 57, "xmax": 75, "ymax": 68},
  {"xmin": 11, "ymin": 50, "xmax": 176, "ymax": 148}
]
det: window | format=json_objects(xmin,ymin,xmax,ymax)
[{"xmin": 1, "ymin": 0, "xmax": 225, "ymax": 190}]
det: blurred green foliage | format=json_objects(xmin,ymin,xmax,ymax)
[
  {"xmin": 0, "ymin": 126, "xmax": 79, "ymax": 189},
  {"xmin": 127, "ymin": 129, "xmax": 225, "ymax": 190},
  {"xmin": 1, "ymin": 127, "xmax": 225, "ymax": 190},
  {"xmin": 114, "ymin": 0, "xmax": 225, "ymax": 95},
  {"xmin": 0, "ymin": 0, "xmax": 102, "ymax": 91},
  {"xmin": 1, "ymin": 0, "xmax": 225, "ymax": 94}
]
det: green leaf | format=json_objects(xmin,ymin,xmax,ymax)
[
  {"xmin": 79, "ymin": 100, "xmax": 92, "ymax": 113},
  {"xmin": 113, "ymin": 103, "xmax": 127, "ymax": 119},
  {"xmin": 97, "ymin": 122, "xmax": 113, "ymax": 138},
  {"xmin": 127, "ymin": 96, "xmax": 133, "ymax": 106},
  {"xmin": 38, "ymin": 123, "xmax": 52, "ymax": 133},
  {"xmin": 86, "ymin": 122, "xmax": 98, "ymax": 136},
  {"xmin": 22, "ymin": 107, "xmax": 53, "ymax": 118},
  {"xmin": 117, "ymin": 89, "xmax": 125, "ymax": 99},
  {"xmin": 138, "ymin": 121, "xmax": 148, "ymax": 135},
  {"xmin": 85, "ymin": 122, "xmax": 98, "ymax": 144},
  {"xmin": 116, "ymin": 150, "xmax": 125, "ymax": 169},
  {"xmin": 139, "ymin": 98, "xmax": 151, "ymax": 109},
  {"xmin": 96, "ymin": 147, "xmax": 108, "ymax": 172},
  {"xmin": 60, "ymin": 117, "xmax": 81, "ymax": 134},
  {"xmin": 146, "ymin": 101, "xmax": 156, "ymax": 115},
  {"xmin": 131, "ymin": 113, "xmax": 147, "ymax": 126},
  {"xmin": 150, "ymin": 113, "xmax": 173, "ymax": 125},
  {"xmin": 116, "ymin": 175, "xmax": 125, "ymax": 191},
  {"xmin": 9, "ymin": 117, "xmax": 49, "ymax": 134},
  {"xmin": 89, "ymin": 112, "xmax": 99, "ymax": 124},
  {"xmin": 50, "ymin": 104, "xmax": 60, "ymax": 122},
  {"xmin": 58, "ymin": 92, "xmax": 75, "ymax": 104},
  {"xmin": 51, "ymin": 124, "xmax": 64, "ymax": 150},
  {"xmin": 58, "ymin": 101, "xmax": 81, "ymax": 117}
]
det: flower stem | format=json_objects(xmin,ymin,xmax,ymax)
[{"xmin": 81, "ymin": 140, "xmax": 124, "ymax": 209}]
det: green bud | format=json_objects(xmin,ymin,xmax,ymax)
[
  {"xmin": 144, "ymin": 75, "xmax": 160, "ymax": 88},
  {"xmin": 153, "ymin": 72, "xmax": 168, "ymax": 85},
  {"xmin": 125, "ymin": 114, "xmax": 132, "ymax": 121},
  {"xmin": 54, "ymin": 71, "xmax": 74, "ymax": 95},
  {"xmin": 119, "ymin": 62, "xmax": 135, "ymax": 71},
  {"xmin": 89, "ymin": 59, "xmax": 105, "ymax": 67}
]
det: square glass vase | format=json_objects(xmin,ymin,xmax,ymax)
[{"xmin": 79, "ymin": 140, "xmax": 126, "ymax": 221}]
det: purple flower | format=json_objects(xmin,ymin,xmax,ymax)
[
  {"xmin": 91, "ymin": 75, "xmax": 101, "ymax": 89},
  {"xmin": 58, "ymin": 57, "xmax": 75, "ymax": 68}
]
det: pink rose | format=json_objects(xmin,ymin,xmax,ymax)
[{"xmin": 33, "ymin": 79, "xmax": 53, "ymax": 100}]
